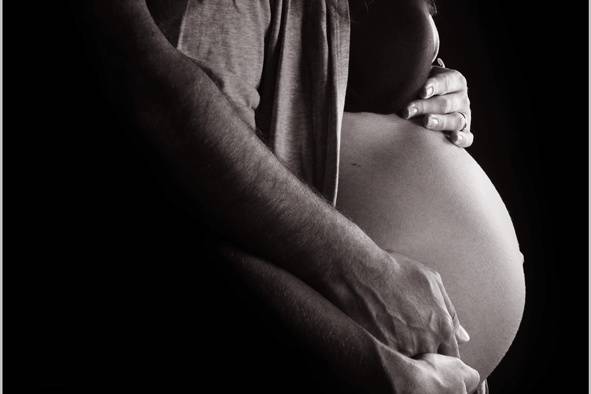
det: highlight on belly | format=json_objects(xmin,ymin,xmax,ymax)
[{"xmin": 336, "ymin": 112, "xmax": 525, "ymax": 380}]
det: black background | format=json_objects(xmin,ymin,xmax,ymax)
[{"xmin": 4, "ymin": 1, "xmax": 588, "ymax": 393}]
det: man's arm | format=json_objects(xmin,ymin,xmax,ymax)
[
  {"xmin": 222, "ymin": 246, "xmax": 481, "ymax": 394},
  {"xmin": 82, "ymin": 0, "xmax": 464, "ymax": 356}
]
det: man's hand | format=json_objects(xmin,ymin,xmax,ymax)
[
  {"xmin": 85, "ymin": 0, "xmax": 468, "ymax": 365},
  {"xmin": 403, "ymin": 353, "xmax": 481, "ymax": 394},
  {"xmin": 223, "ymin": 245, "xmax": 481, "ymax": 394},
  {"xmin": 336, "ymin": 250, "xmax": 470, "ymax": 357},
  {"xmin": 403, "ymin": 63, "xmax": 474, "ymax": 148},
  {"xmin": 373, "ymin": 340, "xmax": 480, "ymax": 394}
]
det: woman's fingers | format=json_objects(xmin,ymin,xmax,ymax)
[
  {"xmin": 411, "ymin": 111, "xmax": 473, "ymax": 148},
  {"xmin": 421, "ymin": 68, "xmax": 467, "ymax": 98},
  {"xmin": 421, "ymin": 111, "xmax": 474, "ymax": 148},
  {"xmin": 405, "ymin": 92, "xmax": 468, "ymax": 118},
  {"xmin": 423, "ymin": 112, "xmax": 467, "ymax": 132},
  {"xmin": 449, "ymin": 130, "xmax": 474, "ymax": 148},
  {"xmin": 402, "ymin": 65, "xmax": 473, "ymax": 146}
]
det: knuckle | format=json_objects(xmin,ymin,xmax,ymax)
[
  {"xmin": 426, "ymin": 77, "xmax": 437, "ymax": 88},
  {"xmin": 416, "ymin": 100, "xmax": 426, "ymax": 113},
  {"xmin": 419, "ymin": 263, "xmax": 439, "ymax": 281},
  {"xmin": 441, "ymin": 98, "xmax": 452, "ymax": 113},
  {"xmin": 408, "ymin": 262, "xmax": 427, "ymax": 281},
  {"xmin": 461, "ymin": 74, "xmax": 468, "ymax": 87},
  {"xmin": 463, "ymin": 95, "xmax": 471, "ymax": 108},
  {"xmin": 439, "ymin": 317, "xmax": 454, "ymax": 339},
  {"xmin": 473, "ymin": 368, "xmax": 481, "ymax": 379},
  {"xmin": 455, "ymin": 70, "xmax": 467, "ymax": 85},
  {"xmin": 474, "ymin": 370, "xmax": 481, "ymax": 384},
  {"xmin": 419, "ymin": 269, "xmax": 436, "ymax": 287},
  {"xmin": 450, "ymin": 357, "xmax": 463, "ymax": 368}
]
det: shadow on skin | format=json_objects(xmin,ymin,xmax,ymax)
[{"xmin": 336, "ymin": 111, "xmax": 525, "ymax": 379}]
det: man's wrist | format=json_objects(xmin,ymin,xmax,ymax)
[{"xmin": 321, "ymin": 238, "xmax": 393, "ymax": 321}]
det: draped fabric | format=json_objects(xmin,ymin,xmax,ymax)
[{"xmin": 177, "ymin": 0, "xmax": 350, "ymax": 204}]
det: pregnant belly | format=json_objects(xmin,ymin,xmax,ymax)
[{"xmin": 336, "ymin": 112, "xmax": 525, "ymax": 379}]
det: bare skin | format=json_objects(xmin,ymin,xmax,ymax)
[
  {"xmin": 337, "ymin": 111, "xmax": 525, "ymax": 381},
  {"xmin": 82, "ymin": 1, "xmax": 478, "ymax": 392},
  {"xmin": 222, "ymin": 245, "xmax": 480, "ymax": 394},
  {"xmin": 406, "ymin": 14, "xmax": 475, "ymax": 148},
  {"xmin": 406, "ymin": 63, "xmax": 475, "ymax": 147}
]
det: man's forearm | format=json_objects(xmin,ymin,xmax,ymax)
[
  {"xmin": 222, "ymin": 245, "xmax": 412, "ymax": 394},
  {"xmin": 83, "ymin": 1, "xmax": 390, "ymax": 308},
  {"xmin": 82, "ymin": 0, "xmax": 466, "ymax": 363}
]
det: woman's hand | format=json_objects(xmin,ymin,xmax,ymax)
[{"xmin": 403, "ymin": 62, "xmax": 474, "ymax": 148}]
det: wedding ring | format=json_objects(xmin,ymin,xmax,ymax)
[{"xmin": 457, "ymin": 111, "xmax": 468, "ymax": 132}]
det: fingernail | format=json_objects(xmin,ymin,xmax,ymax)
[
  {"xmin": 405, "ymin": 105, "xmax": 417, "ymax": 118},
  {"xmin": 424, "ymin": 85, "xmax": 434, "ymax": 98},
  {"xmin": 427, "ymin": 116, "xmax": 439, "ymax": 128},
  {"xmin": 454, "ymin": 133, "xmax": 464, "ymax": 145},
  {"xmin": 457, "ymin": 325, "xmax": 470, "ymax": 342}
]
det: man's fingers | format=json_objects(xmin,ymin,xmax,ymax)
[
  {"xmin": 434, "ymin": 276, "xmax": 461, "ymax": 357},
  {"xmin": 417, "ymin": 353, "xmax": 481, "ymax": 394},
  {"xmin": 449, "ymin": 130, "xmax": 475, "ymax": 148},
  {"xmin": 405, "ymin": 93, "xmax": 467, "ymax": 118},
  {"xmin": 435, "ymin": 275, "xmax": 470, "ymax": 347},
  {"xmin": 475, "ymin": 379, "xmax": 489, "ymax": 394},
  {"xmin": 460, "ymin": 361, "xmax": 481, "ymax": 394},
  {"xmin": 438, "ymin": 333, "xmax": 460, "ymax": 358},
  {"xmin": 421, "ymin": 69, "xmax": 467, "ymax": 98},
  {"xmin": 423, "ymin": 112, "xmax": 468, "ymax": 132},
  {"xmin": 456, "ymin": 324, "xmax": 470, "ymax": 344}
]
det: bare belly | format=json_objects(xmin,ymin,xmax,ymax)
[{"xmin": 336, "ymin": 112, "xmax": 525, "ymax": 379}]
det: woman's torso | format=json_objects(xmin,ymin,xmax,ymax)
[
  {"xmin": 336, "ymin": 112, "xmax": 525, "ymax": 379},
  {"xmin": 346, "ymin": 0, "xmax": 438, "ymax": 114}
]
